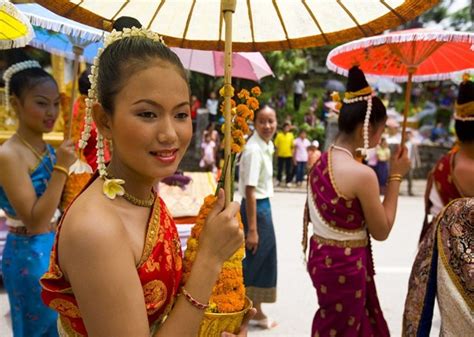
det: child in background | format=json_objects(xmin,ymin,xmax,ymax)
[
  {"xmin": 307, "ymin": 140, "xmax": 321, "ymax": 170},
  {"xmin": 200, "ymin": 132, "xmax": 217, "ymax": 172},
  {"xmin": 293, "ymin": 130, "xmax": 311, "ymax": 186}
]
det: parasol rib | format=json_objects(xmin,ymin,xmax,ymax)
[
  {"xmin": 110, "ymin": 1, "xmax": 129, "ymax": 22},
  {"xmin": 147, "ymin": 0, "xmax": 166, "ymax": 30},
  {"xmin": 301, "ymin": 0, "xmax": 330, "ymax": 45},
  {"xmin": 246, "ymin": 0, "xmax": 256, "ymax": 51},
  {"xmin": 181, "ymin": 0, "xmax": 197, "ymax": 48},
  {"xmin": 272, "ymin": 0, "xmax": 292, "ymax": 49},
  {"xmin": 380, "ymin": 0, "xmax": 407, "ymax": 25},
  {"xmin": 336, "ymin": 0, "xmax": 369, "ymax": 37},
  {"xmin": 217, "ymin": 4, "xmax": 224, "ymax": 51}
]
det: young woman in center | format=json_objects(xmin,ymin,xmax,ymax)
[
  {"xmin": 303, "ymin": 66, "xmax": 410, "ymax": 336},
  {"xmin": 40, "ymin": 18, "xmax": 253, "ymax": 337}
]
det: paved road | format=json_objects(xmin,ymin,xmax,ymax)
[{"xmin": 0, "ymin": 180, "xmax": 440, "ymax": 337}]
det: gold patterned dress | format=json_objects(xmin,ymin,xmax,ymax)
[{"xmin": 40, "ymin": 195, "xmax": 183, "ymax": 336}]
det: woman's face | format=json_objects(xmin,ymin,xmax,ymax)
[
  {"xmin": 368, "ymin": 122, "xmax": 386, "ymax": 148},
  {"xmin": 255, "ymin": 107, "xmax": 277, "ymax": 143},
  {"xmin": 15, "ymin": 79, "xmax": 60, "ymax": 133},
  {"xmin": 106, "ymin": 62, "xmax": 192, "ymax": 181}
]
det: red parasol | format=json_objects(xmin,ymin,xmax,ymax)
[{"xmin": 326, "ymin": 28, "xmax": 474, "ymax": 144}]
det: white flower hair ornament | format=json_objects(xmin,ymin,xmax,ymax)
[
  {"xmin": 2, "ymin": 60, "xmax": 41, "ymax": 113},
  {"xmin": 343, "ymin": 88, "xmax": 376, "ymax": 159},
  {"xmin": 76, "ymin": 27, "xmax": 166, "ymax": 199}
]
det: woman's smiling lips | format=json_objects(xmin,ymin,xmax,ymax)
[{"xmin": 150, "ymin": 149, "xmax": 178, "ymax": 164}]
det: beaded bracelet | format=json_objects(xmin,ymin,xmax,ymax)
[
  {"xmin": 181, "ymin": 287, "xmax": 209, "ymax": 310},
  {"xmin": 53, "ymin": 165, "xmax": 69, "ymax": 176}
]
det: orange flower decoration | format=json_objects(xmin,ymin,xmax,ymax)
[
  {"xmin": 182, "ymin": 195, "xmax": 246, "ymax": 313},
  {"xmin": 220, "ymin": 86, "xmax": 260, "ymax": 154},
  {"xmin": 246, "ymin": 97, "xmax": 259, "ymax": 111},
  {"xmin": 237, "ymin": 89, "xmax": 250, "ymax": 100},
  {"xmin": 251, "ymin": 86, "xmax": 261, "ymax": 97}
]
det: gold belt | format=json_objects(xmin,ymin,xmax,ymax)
[{"xmin": 312, "ymin": 234, "xmax": 368, "ymax": 248}]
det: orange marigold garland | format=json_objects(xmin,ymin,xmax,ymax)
[
  {"xmin": 60, "ymin": 95, "xmax": 93, "ymax": 210},
  {"xmin": 183, "ymin": 86, "xmax": 261, "ymax": 314},
  {"xmin": 182, "ymin": 195, "xmax": 246, "ymax": 313},
  {"xmin": 219, "ymin": 86, "xmax": 260, "ymax": 154}
]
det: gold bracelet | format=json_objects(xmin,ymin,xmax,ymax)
[
  {"xmin": 388, "ymin": 178, "xmax": 402, "ymax": 183},
  {"xmin": 389, "ymin": 174, "xmax": 403, "ymax": 180},
  {"xmin": 53, "ymin": 165, "xmax": 69, "ymax": 176}
]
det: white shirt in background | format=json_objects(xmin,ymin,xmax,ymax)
[{"xmin": 238, "ymin": 133, "xmax": 274, "ymax": 199}]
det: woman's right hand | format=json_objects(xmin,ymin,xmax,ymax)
[
  {"xmin": 56, "ymin": 139, "xmax": 77, "ymax": 168},
  {"xmin": 389, "ymin": 145, "xmax": 411, "ymax": 177},
  {"xmin": 199, "ymin": 189, "xmax": 244, "ymax": 264}
]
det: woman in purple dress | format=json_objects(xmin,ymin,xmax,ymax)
[{"xmin": 302, "ymin": 66, "xmax": 410, "ymax": 337}]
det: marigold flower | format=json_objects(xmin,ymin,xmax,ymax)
[
  {"xmin": 232, "ymin": 129, "xmax": 244, "ymax": 140},
  {"xmin": 236, "ymin": 104, "xmax": 251, "ymax": 119},
  {"xmin": 237, "ymin": 89, "xmax": 250, "ymax": 100},
  {"xmin": 231, "ymin": 143, "xmax": 242, "ymax": 153},
  {"xmin": 246, "ymin": 97, "xmax": 259, "ymax": 111},
  {"xmin": 251, "ymin": 86, "xmax": 261, "ymax": 97}
]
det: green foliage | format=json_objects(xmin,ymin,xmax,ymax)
[
  {"xmin": 298, "ymin": 122, "xmax": 325, "ymax": 144},
  {"xmin": 435, "ymin": 107, "xmax": 452, "ymax": 126}
]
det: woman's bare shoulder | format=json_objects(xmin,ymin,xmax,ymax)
[{"xmin": 58, "ymin": 187, "xmax": 129, "ymax": 262}]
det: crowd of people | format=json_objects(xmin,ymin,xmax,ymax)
[{"xmin": 0, "ymin": 17, "xmax": 472, "ymax": 337}]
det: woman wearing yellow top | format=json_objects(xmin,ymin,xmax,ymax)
[
  {"xmin": 375, "ymin": 137, "xmax": 391, "ymax": 194},
  {"xmin": 274, "ymin": 122, "xmax": 294, "ymax": 187}
]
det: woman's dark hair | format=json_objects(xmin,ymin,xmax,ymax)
[
  {"xmin": 455, "ymin": 79, "xmax": 474, "ymax": 143},
  {"xmin": 254, "ymin": 104, "xmax": 275, "ymax": 122},
  {"xmin": 10, "ymin": 68, "xmax": 56, "ymax": 101},
  {"xmin": 78, "ymin": 70, "xmax": 91, "ymax": 95},
  {"xmin": 97, "ymin": 17, "xmax": 188, "ymax": 114},
  {"xmin": 338, "ymin": 66, "xmax": 386, "ymax": 134},
  {"xmin": 7, "ymin": 49, "xmax": 56, "ymax": 99}
]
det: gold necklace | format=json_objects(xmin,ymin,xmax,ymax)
[
  {"xmin": 105, "ymin": 172, "xmax": 155, "ymax": 208},
  {"xmin": 16, "ymin": 133, "xmax": 53, "ymax": 173}
]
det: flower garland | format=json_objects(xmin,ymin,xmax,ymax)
[
  {"xmin": 219, "ymin": 86, "xmax": 260, "ymax": 154},
  {"xmin": 182, "ymin": 86, "xmax": 262, "ymax": 314},
  {"xmin": 60, "ymin": 95, "xmax": 93, "ymax": 210},
  {"xmin": 182, "ymin": 195, "xmax": 246, "ymax": 313},
  {"xmin": 343, "ymin": 88, "xmax": 375, "ymax": 158}
]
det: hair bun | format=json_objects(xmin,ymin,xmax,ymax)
[
  {"xmin": 113, "ymin": 16, "xmax": 143, "ymax": 31},
  {"xmin": 346, "ymin": 66, "xmax": 369, "ymax": 92},
  {"xmin": 457, "ymin": 79, "xmax": 474, "ymax": 105}
]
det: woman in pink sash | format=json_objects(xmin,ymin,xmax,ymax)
[{"xmin": 303, "ymin": 66, "xmax": 410, "ymax": 337}]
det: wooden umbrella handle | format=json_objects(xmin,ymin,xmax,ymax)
[
  {"xmin": 222, "ymin": 0, "xmax": 236, "ymax": 206},
  {"xmin": 400, "ymin": 68, "xmax": 415, "ymax": 146}
]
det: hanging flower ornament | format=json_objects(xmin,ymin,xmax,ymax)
[{"xmin": 343, "ymin": 86, "xmax": 375, "ymax": 158}]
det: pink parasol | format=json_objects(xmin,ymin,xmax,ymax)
[
  {"xmin": 171, "ymin": 48, "xmax": 273, "ymax": 81},
  {"xmin": 326, "ymin": 28, "xmax": 474, "ymax": 144}
]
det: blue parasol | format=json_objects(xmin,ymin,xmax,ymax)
[{"xmin": 17, "ymin": 3, "xmax": 104, "ymax": 63}]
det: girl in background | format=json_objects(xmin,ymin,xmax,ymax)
[{"xmin": 0, "ymin": 58, "xmax": 76, "ymax": 337}]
